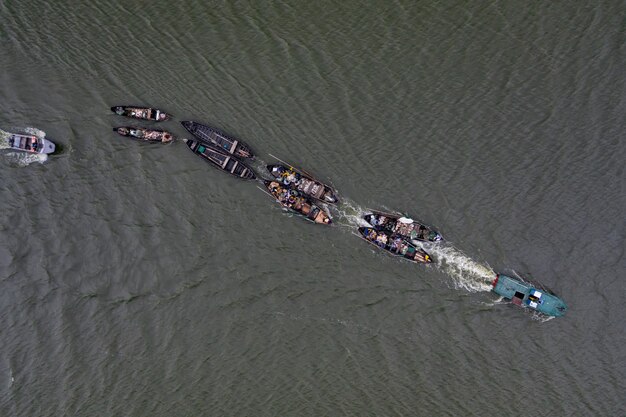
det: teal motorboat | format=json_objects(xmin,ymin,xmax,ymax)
[{"xmin": 492, "ymin": 274, "xmax": 567, "ymax": 317}]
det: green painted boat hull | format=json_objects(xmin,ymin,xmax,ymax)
[{"xmin": 492, "ymin": 274, "xmax": 567, "ymax": 317}]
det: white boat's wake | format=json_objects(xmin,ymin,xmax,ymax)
[
  {"xmin": 333, "ymin": 197, "xmax": 494, "ymax": 293},
  {"xmin": 22, "ymin": 127, "xmax": 46, "ymax": 138},
  {"xmin": 4, "ymin": 151, "xmax": 48, "ymax": 166},
  {"xmin": 0, "ymin": 129, "xmax": 10, "ymax": 149},
  {"xmin": 421, "ymin": 243, "xmax": 494, "ymax": 292},
  {"xmin": 331, "ymin": 198, "xmax": 373, "ymax": 229}
]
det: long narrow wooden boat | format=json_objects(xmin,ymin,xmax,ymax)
[
  {"xmin": 113, "ymin": 126, "xmax": 174, "ymax": 143},
  {"xmin": 264, "ymin": 180, "xmax": 332, "ymax": 225},
  {"xmin": 181, "ymin": 121, "xmax": 254, "ymax": 159},
  {"xmin": 183, "ymin": 138, "xmax": 256, "ymax": 180},
  {"xmin": 3, "ymin": 131, "xmax": 56, "ymax": 154},
  {"xmin": 363, "ymin": 211, "xmax": 442, "ymax": 244},
  {"xmin": 267, "ymin": 163, "xmax": 339, "ymax": 205},
  {"xmin": 358, "ymin": 227, "xmax": 433, "ymax": 264},
  {"xmin": 111, "ymin": 105, "xmax": 171, "ymax": 121},
  {"xmin": 492, "ymin": 274, "xmax": 567, "ymax": 317}
]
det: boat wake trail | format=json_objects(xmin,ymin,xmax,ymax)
[
  {"xmin": 22, "ymin": 127, "xmax": 46, "ymax": 138},
  {"xmin": 332, "ymin": 197, "xmax": 494, "ymax": 293},
  {"xmin": 4, "ymin": 152, "xmax": 48, "ymax": 166},
  {"xmin": 0, "ymin": 130, "xmax": 10, "ymax": 150},
  {"xmin": 330, "ymin": 197, "xmax": 372, "ymax": 229},
  {"xmin": 421, "ymin": 243, "xmax": 494, "ymax": 292}
]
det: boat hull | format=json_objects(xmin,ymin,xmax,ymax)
[
  {"xmin": 5, "ymin": 132, "xmax": 55, "ymax": 154},
  {"xmin": 492, "ymin": 274, "xmax": 567, "ymax": 317},
  {"xmin": 267, "ymin": 164, "xmax": 339, "ymax": 204},
  {"xmin": 364, "ymin": 211, "xmax": 442, "ymax": 243},
  {"xmin": 181, "ymin": 121, "xmax": 254, "ymax": 159},
  {"xmin": 264, "ymin": 180, "xmax": 332, "ymax": 224},
  {"xmin": 111, "ymin": 105, "xmax": 171, "ymax": 121},
  {"xmin": 184, "ymin": 139, "xmax": 256, "ymax": 180},
  {"xmin": 113, "ymin": 127, "xmax": 174, "ymax": 143},
  {"xmin": 358, "ymin": 227, "xmax": 433, "ymax": 263}
]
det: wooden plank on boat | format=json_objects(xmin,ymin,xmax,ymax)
[{"xmin": 221, "ymin": 155, "xmax": 231, "ymax": 169}]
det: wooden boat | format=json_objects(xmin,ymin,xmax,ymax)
[
  {"xmin": 363, "ymin": 211, "xmax": 442, "ymax": 244},
  {"xmin": 358, "ymin": 227, "xmax": 432, "ymax": 263},
  {"xmin": 113, "ymin": 127, "xmax": 174, "ymax": 143},
  {"xmin": 264, "ymin": 180, "xmax": 332, "ymax": 225},
  {"xmin": 183, "ymin": 138, "xmax": 256, "ymax": 180},
  {"xmin": 181, "ymin": 121, "xmax": 254, "ymax": 159},
  {"xmin": 267, "ymin": 163, "xmax": 339, "ymax": 205},
  {"xmin": 111, "ymin": 105, "xmax": 171, "ymax": 121},
  {"xmin": 3, "ymin": 131, "xmax": 55, "ymax": 154},
  {"xmin": 492, "ymin": 274, "xmax": 567, "ymax": 317}
]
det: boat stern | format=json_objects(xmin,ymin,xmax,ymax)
[
  {"xmin": 429, "ymin": 230, "xmax": 443, "ymax": 242},
  {"xmin": 323, "ymin": 191, "xmax": 339, "ymax": 204},
  {"xmin": 419, "ymin": 249, "xmax": 434, "ymax": 263},
  {"xmin": 180, "ymin": 121, "xmax": 194, "ymax": 133},
  {"xmin": 267, "ymin": 164, "xmax": 283, "ymax": 178}
]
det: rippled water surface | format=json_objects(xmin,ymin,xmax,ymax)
[{"xmin": 1, "ymin": 1, "xmax": 624, "ymax": 415}]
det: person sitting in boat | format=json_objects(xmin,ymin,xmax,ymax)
[
  {"xmin": 293, "ymin": 197, "xmax": 304, "ymax": 210},
  {"xmin": 528, "ymin": 290, "xmax": 542, "ymax": 303},
  {"xmin": 287, "ymin": 192, "xmax": 297, "ymax": 206},
  {"xmin": 375, "ymin": 233, "xmax": 388, "ymax": 247},
  {"xmin": 278, "ymin": 188, "xmax": 288, "ymax": 201},
  {"xmin": 269, "ymin": 181, "xmax": 280, "ymax": 191},
  {"xmin": 282, "ymin": 170, "xmax": 296, "ymax": 185}
]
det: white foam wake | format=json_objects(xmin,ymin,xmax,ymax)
[
  {"xmin": 4, "ymin": 151, "xmax": 48, "ymax": 166},
  {"xmin": 0, "ymin": 129, "xmax": 10, "ymax": 149},
  {"xmin": 22, "ymin": 127, "xmax": 46, "ymax": 138},
  {"xmin": 421, "ymin": 243, "xmax": 494, "ymax": 292},
  {"xmin": 331, "ymin": 197, "xmax": 374, "ymax": 228}
]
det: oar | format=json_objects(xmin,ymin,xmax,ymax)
[
  {"xmin": 268, "ymin": 153, "xmax": 316, "ymax": 179},
  {"xmin": 370, "ymin": 209, "xmax": 403, "ymax": 217},
  {"xmin": 256, "ymin": 185, "xmax": 279, "ymax": 201}
]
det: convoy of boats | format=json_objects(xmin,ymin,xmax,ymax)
[{"xmin": 1, "ymin": 103, "xmax": 568, "ymax": 318}]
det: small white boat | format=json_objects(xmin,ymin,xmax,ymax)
[{"xmin": 4, "ymin": 131, "xmax": 55, "ymax": 154}]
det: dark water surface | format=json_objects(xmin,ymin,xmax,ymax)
[{"xmin": 1, "ymin": 1, "xmax": 624, "ymax": 415}]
